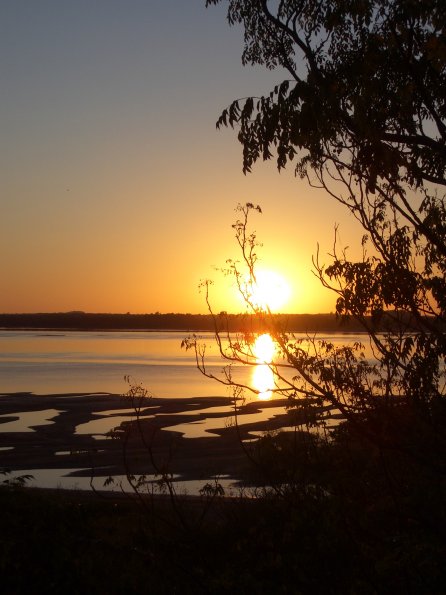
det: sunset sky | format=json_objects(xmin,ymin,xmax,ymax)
[{"xmin": 1, "ymin": 0, "xmax": 363, "ymax": 314}]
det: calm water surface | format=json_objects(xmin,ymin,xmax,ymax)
[
  {"xmin": 0, "ymin": 330, "xmax": 225, "ymax": 397},
  {"xmin": 0, "ymin": 330, "xmax": 371, "ymax": 397},
  {"xmin": 0, "ymin": 329, "xmax": 368, "ymax": 492}
]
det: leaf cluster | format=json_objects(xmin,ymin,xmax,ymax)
[{"xmin": 209, "ymin": 0, "xmax": 446, "ymax": 190}]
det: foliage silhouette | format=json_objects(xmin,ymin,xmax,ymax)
[
  {"xmin": 98, "ymin": 3, "xmax": 446, "ymax": 588},
  {"xmin": 176, "ymin": 5, "xmax": 446, "ymax": 564},
  {"xmin": 200, "ymin": 0, "xmax": 446, "ymax": 459}
]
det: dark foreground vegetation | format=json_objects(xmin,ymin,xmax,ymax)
[{"xmin": 2, "ymin": 407, "xmax": 445, "ymax": 595}]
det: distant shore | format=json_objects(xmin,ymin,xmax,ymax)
[{"xmin": 0, "ymin": 311, "xmax": 368, "ymax": 333}]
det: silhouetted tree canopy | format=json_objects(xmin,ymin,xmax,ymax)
[
  {"xmin": 207, "ymin": 0, "xmax": 446, "ymax": 370},
  {"xmin": 208, "ymin": 0, "xmax": 445, "ymax": 189},
  {"xmin": 197, "ymin": 2, "xmax": 446, "ymax": 466}
]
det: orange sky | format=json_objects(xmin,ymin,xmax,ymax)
[{"xmin": 1, "ymin": 1, "xmax": 364, "ymax": 315}]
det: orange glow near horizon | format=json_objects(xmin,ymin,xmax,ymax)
[{"xmin": 1, "ymin": 3, "xmax": 366, "ymax": 317}]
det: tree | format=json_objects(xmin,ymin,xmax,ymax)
[
  {"xmin": 184, "ymin": 0, "xmax": 446, "ymax": 498},
  {"xmin": 200, "ymin": 1, "xmax": 445, "ymax": 416}
]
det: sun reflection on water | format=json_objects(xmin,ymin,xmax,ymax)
[
  {"xmin": 252, "ymin": 334, "xmax": 276, "ymax": 401},
  {"xmin": 252, "ymin": 365, "xmax": 274, "ymax": 400},
  {"xmin": 253, "ymin": 333, "xmax": 276, "ymax": 363}
]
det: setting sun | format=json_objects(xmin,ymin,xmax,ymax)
[{"xmin": 244, "ymin": 269, "xmax": 291, "ymax": 312}]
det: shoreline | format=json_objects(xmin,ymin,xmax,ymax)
[
  {"xmin": 1, "ymin": 391, "xmax": 324, "ymax": 487},
  {"xmin": 0, "ymin": 311, "xmax": 374, "ymax": 333}
]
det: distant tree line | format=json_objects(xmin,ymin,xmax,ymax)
[{"xmin": 0, "ymin": 311, "xmax": 433, "ymax": 333}]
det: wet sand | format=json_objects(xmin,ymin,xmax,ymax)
[{"xmin": 0, "ymin": 392, "xmax": 303, "ymax": 483}]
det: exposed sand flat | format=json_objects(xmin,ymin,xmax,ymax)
[{"xmin": 0, "ymin": 392, "xmax": 311, "ymax": 483}]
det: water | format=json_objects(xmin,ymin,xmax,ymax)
[
  {"xmin": 0, "ymin": 330, "xmax": 228, "ymax": 397},
  {"xmin": 0, "ymin": 329, "xmax": 368, "ymax": 492},
  {"xmin": 0, "ymin": 329, "xmax": 372, "ymax": 397}
]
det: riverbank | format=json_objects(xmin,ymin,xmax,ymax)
[
  {"xmin": 2, "ymin": 443, "xmax": 444, "ymax": 594},
  {"xmin": 2, "ymin": 391, "xmax": 445, "ymax": 593},
  {"xmin": 1, "ymin": 391, "xmax": 329, "ymax": 490}
]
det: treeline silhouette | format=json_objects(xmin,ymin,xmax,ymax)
[
  {"xmin": 0, "ymin": 312, "xmax": 347, "ymax": 332},
  {"xmin": 0, "ymin": 311, "xmax": 428, "ymax": 333}
]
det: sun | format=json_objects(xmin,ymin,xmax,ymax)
[{"xmin": 246, "ymin": 269, "xmax": 291, "ymax": 312}]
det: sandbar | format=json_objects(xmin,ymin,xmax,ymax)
[{"xmin": 0, "ymin": 392, "xmax": 313, "ymax": 484}]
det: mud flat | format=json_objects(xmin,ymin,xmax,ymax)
[{"xmin": 0, "ymin": 392, "xmax": 319, "ymax": 485}]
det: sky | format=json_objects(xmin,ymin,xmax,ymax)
[{"xmin": 1, "ymin": 0, "xmax": 363, "ymax": 315}]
